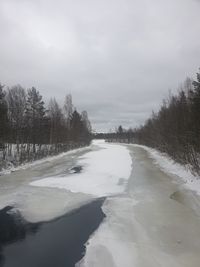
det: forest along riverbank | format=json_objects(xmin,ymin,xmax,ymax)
[{"xmin": 0, "ymin": 199, "xmax": 105, "ymax": 267}]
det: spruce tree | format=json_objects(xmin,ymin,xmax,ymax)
[{"xmin": 25, "ymin": 87, "xmax": 45, "ymax": 148}]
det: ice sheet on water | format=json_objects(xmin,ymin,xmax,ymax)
[
  {"xmin": 0, "ymin": 140, "xmax": 132, "ymax": 223},
  {"xmin": 31, "ymin": 140, "xmax": 132, "ymax": 197},
  {"xmin": 0, "ymin": 146, "xmax": 94, "ymax": 222},
  {"xmin": 78, "ymin": 144, "xmax": 200, "ymax": 267},
  {"xmin": 133, "ymin": 144, "xmax": 200, "ymax": 195},
  {"xmin": 77, "ymin": 197, "xmax": 139, "ymax": 267}
]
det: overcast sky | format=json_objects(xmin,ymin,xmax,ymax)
[{"xmin": 0, "ymin": 0, "xmax": 200, "ymax": 131}]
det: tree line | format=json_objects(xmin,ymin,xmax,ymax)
[
  {"xmin": 134, "ymin": 70, "xmax": 200, "ymax": 173},
  {"xmin": 94, "ymin": 125, "xmax": 134, "ymax": 143},
  {"xmin": 101, "ymin": 69, "xmax": 200, "ymax": 174},
  {"xmin": 0, "ymin": 84, "xmax": 92, "ymax": 167}
]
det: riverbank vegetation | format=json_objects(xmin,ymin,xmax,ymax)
[
  {"xmin": 0, "ymin": 84, "xmax": 92, "ymax": 170},
  {"xmin": 134, "ymin": 70, "xmax": 200, "ymax": 174},
  {"xmin": 98, "ymin": 69, "xmax": 200, "ymax": 175}
]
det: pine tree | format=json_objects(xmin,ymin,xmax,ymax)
[
  {"xmin": 70, "ymin": 110, "xmax": 83, "ymax": 141},
  {"xmin": 25, "ymin": 87, "xmax": 46, "ymax": 148}
]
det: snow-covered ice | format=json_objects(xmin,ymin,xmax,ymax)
[
  {"xmin": 132, "ymin": 144, "xmax": 200, "ymax": 195},
  {"xmin": 1, "ymin": 140, "xmax": 200, "ymax": 266},
  {"xmin": 0, "ymin": 145, "xmax": 93, "ymax": 222},
  {"xmin": 31, "ymin": 140, "xmax": 132, "ymax": 197},
  {"xmin": 0, "ymin": 140, "xmax": 132, "ymax": 222},
  {"xmin": 77, "ymin": 197, "xmax": 139, "ymax": 267},
  {"xmin": 78, "ymin": 144, "xmax": 200, "ymax": 267}
]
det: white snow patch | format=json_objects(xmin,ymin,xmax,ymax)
[
  {"xmin": 31, "ymin": 140, "xmax": 132, "ymax": 197},
  {"xmin": 133, "ymin": 144, "xmax": 200, "ymax": 195},
  {"xmin": 77, "ymin": 197, "xmax": 139, "ymax": 267},
  {"xmin": 78, "ymin": 143, "xmax": 200, "ymax": 267}
]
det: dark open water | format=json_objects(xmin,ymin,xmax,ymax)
[{"xmin": 0, "ymin": 198, "xmax": 105, "ymax": 267}]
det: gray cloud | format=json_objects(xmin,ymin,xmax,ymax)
[{"xmin": 0, "ymin": 0, "xmax": 200, "ymax": 131}]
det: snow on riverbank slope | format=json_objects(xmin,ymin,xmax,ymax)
[
  {"xmin": 31, "ymin": 140, "xmax": 132, "ymax": 197},
  {"xmin": 132, "ymin": 144, "xmax": 200, "ymax": 195},
  {"xmin": 0, "ymin": 145, "xmax": 91, "ymax": 175}
]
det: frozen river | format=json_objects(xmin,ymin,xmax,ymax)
[{"xmin": 0, "ymin": 140, "xmax": 200, "ymax": 266}]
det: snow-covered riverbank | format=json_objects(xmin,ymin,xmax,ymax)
[
  {"xmin": 0, "ymin": 143, "xmax": 89, "ymax": 175},
  {"xmin": 132, "ymin": 144, "xmax": 200, "ymax": 196}
]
